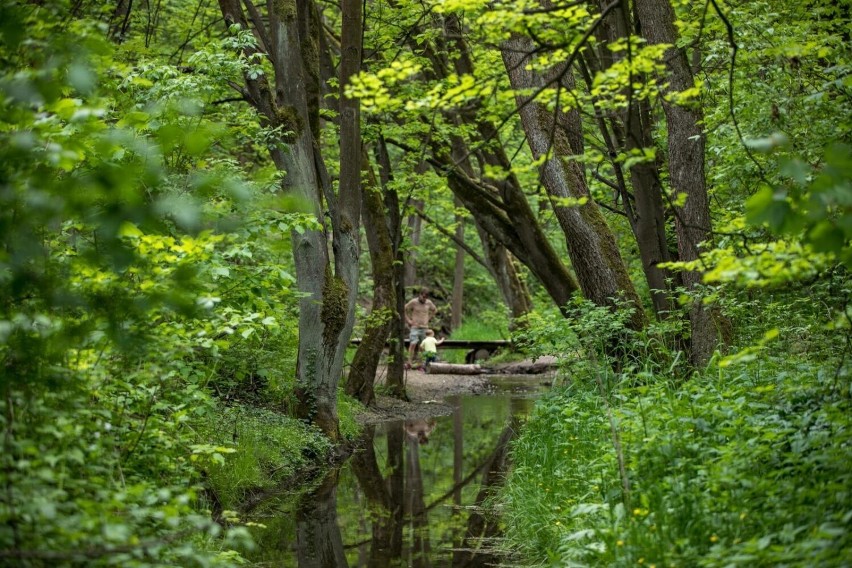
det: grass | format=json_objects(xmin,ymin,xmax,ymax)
[
  {"xmin": 197, "ymin": 404, "xmax": 334, "ymax": 510},
  {"xmin": 498, "ymin": 352, "xmax": 852, "ymax": 567},
  {"xmin": 495, "ymin": 292, "xmax": 852, "ymax": 566},
  {"xmin": 440, "ymin": 316, "xmax": 514, "ymax": 364}
]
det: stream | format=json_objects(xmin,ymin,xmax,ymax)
[{"xmin": 243, "ymin": 375, "xmax": 550, "ymax": 567}]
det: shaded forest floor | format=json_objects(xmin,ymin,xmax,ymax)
[{"xmin": 356, "ymin": 356, "xmax": 556, "ymax": 424}]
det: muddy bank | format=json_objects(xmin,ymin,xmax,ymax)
[{"xmin": 356, "ymin": 356, "xmax": 556, "ymax": 424}]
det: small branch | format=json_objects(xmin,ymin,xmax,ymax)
[
  {"xmin": 594, "ymin": 198, "xmax": 628, "ymax": 218},
  {"xmin": 242, "ymin": 0, "xmax": 273, "ymax": 61}
]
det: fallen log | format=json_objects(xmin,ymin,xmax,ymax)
[{"xmin": 426, "ymin": 363, "xmax": 483, "ymax": 375}]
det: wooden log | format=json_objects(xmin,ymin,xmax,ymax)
[{"xmin": 426, "ymin": 363, "xmax": 483, "ymax": 375}]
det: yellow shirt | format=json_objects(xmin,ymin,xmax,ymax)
[{"xmin": 420, "ymin": 336, "xmax": 439, "ymax": 353}]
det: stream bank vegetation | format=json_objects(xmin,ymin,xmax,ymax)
[{"xmin": 1, "ymin": 0, "xmax": 850, "ymax": 565}]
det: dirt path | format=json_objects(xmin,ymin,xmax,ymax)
[{"xmin": 355, "ymin": 358, "xmax": 556, "ymax": 424}]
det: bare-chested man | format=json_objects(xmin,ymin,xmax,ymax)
[{"xmin": 404, "ymin": 287, "xmax": 437, "ymax": 368}]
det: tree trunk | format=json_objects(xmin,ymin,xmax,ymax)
[
  {"xmin": 475, "ymin": 221, "xmax": 532, "ymax": 324},
  {"xmin": 347, "ymin": 152, "xmax": 397, "ymax": 406},
  {"xmin": 592, "ymin": 0, "xmax": 674, "ymax": 317},
  {"xmin": 108, "ymin": 0, "xmax": 132, "ymax": 42},
  {"xmin": 441, "ymin": 167, "xmax": 579, "ymax": 313},
  {"xmin": 635, "ymin": 0, "xmax": 716, "ymax": 365},
  {"xmin": 218, "ymin": 0, "xmax": 361, "ymax": 438},
  {"xmin": 404, "ymin": 198, "xmax": 423, "ymax": 288},
  {"xmin": 376, "ymin": 136, "xmax": 407, "ymax": 398},
  {"xmin": 426, "ymin": 363, "xmax": 483, "ymax": 375},
  {"xmin": 502, "ymin": 35, "xmax": 646, "ymax": 331},
  {"xmin": 451, "ymin": 197, "xmax": 465, "ymax": 330}
]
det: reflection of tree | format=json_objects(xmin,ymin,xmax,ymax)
[
  {"xmin": 349, "ymin": 424, "xmax": 404, "ymax": 567},
  {"xmin": 452, "ymin": 415, "xmax": 521, "ymax": 568},
  {"xmin": 296, "ymin": 470, "xmax": 349, "ymax": 568},
  {"xmin": 405, "ymin": 425, "xmax": 432, "ymax": 568},
  {"xmin": 347, "ymin": 408, "xmax": 521, "ymax": 567},
  {"xmin": 453, "ymin": 403, "xmax": 464, "ymax": 550}
]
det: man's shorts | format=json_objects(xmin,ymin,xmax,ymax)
[{"xmin": 409, "ymin": 327, "xmax": 427, "ymax": 345}]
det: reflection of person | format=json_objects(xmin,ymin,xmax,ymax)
[
  {"xmin": 419, "ymin": 329, "xmax": 444, "ymax": 371},
  {"xmin": 404, "ymin": 287, "xmax": 437, "ymax": 368},
  {"xmin": 405, "ymin": 418, "xmax": 437, "ymax": 445}
]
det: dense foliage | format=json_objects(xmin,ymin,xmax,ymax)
[
  {"xmin": 0, "ymin": 2, "xmax": 337, "ymax": 564},
  {"xmin": 498, "ymin": 0, "xmax": 852, "ymax": 565},
  {"xmin": 1, "ymin": 0, "xmax": 849, "ymax": 565}
]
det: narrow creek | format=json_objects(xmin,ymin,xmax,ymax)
[{"xmin": 242, "ymin": 375, "xmax": 550, "ymax": 567}]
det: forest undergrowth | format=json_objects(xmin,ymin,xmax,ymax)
[{"xmin": 500, "ymin": 285, "xmax": 851, "ymax": 567}]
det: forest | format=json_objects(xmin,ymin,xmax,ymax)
[{"xmin": 0, "ymin": 0, "xmax": 850, "ymax": 566}]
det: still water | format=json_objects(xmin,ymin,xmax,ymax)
[{"xmin": 243, "ymin": 376, "xmax": 549, "ymax": 567}]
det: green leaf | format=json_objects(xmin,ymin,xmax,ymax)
[{"xmin": 807, "ymin": 220, "xmax": 845, "ymax": 253}]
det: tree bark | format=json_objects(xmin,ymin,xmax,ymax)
[
  {"xmin": 475, "ymin": 221, "xmax": 532, "ymax": 324},
  {"xmin": 635, "ymin": 0, "xmax": 716, "ymax": 365},
  {"xmin": 451, "ymin": 197, "xmax": 465, "ymax": 330},
  {"xmin": 375, "ymin": 136, "xmax": 407, "ymax": 398},
  {"xmin": 218, "ymin": 0, "xmax": 360, "ymax": 438},
  {"xmin": 347, "ymin": 152, "xmax": 397, "ymax": 406},
  {"xmin": 439, "ymin": 166, "xmax": 579, "ymax": 313},
  {"xmin": 502, "ymin": 35, "xmax": 646, "ymax": 331}
]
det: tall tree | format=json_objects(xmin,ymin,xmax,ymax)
[
  {"xmin": 502, "ymin": 33, "xmax": 647, "ymax": 331},
  {"xmin": 346, "ymin": 153, "xmax": 398, "ymax": 405},
  {"xmin": 635, "ymin": 0, "xmax": 717, "ymax": 365},
  {"xmin": 585, "ymin": 0, "xmax": 675, "ymax": 317},
  {"xmin": 217, "ymin": 0, "xmax": 361, "ymax": 437}
]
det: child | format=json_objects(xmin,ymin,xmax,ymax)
[{"xmin": 419, "ymin": 329, "xmax": 444, "ymax": 371}]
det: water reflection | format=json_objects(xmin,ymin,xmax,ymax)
[{"xmin": 245, "ymin": 378, "xmax": 545, "ymax": 567}]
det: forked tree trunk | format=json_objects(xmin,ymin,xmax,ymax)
[
  {"xmin": 592, "ymin": 0, "xmax": 675, "ymax": 317},
  {"xmin": 635, "ymin": 0, "xmax": 716, "ymax": 365},
  {"xmin": 502, "ymin": 35, "xmax": 646, "ymax": 331},
  {"xmin": 218, "ymin": 0, "xmax": 360, "ymax": 438}
]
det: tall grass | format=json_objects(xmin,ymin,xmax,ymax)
[{"xmin": 498, "ymin": 295, "xmax": 852, "ymax": 566}]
